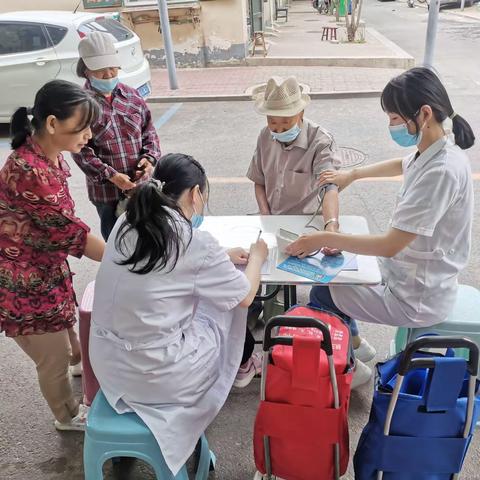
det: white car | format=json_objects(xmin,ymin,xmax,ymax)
[{"xmin": 0, "ymin": 11, "xmax": 152, "ymax": 123}]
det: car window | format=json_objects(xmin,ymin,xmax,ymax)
[
  {"xmin": 45, "ymin": 25, "xmax": 68, "ymax": 46},
  {"xmin": 78, "ymin": 17, "xmax": 133, "ymax": 42},
  {"xmin": 0, "ymin": 23, "xmax": 49, "ymax": 55}
]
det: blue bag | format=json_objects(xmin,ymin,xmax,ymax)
[{"xmin": 354, "ymin": 336, "xmax": 480, "ymax": 480}]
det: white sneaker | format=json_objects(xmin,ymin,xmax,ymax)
[
  {"xmin": 234, "ymin": 352, "xmax": 263, "ymax": 388},
  {"xmin": 354, "ymin": 338, "xmax": 377, "ymax": 363},
  {"xmin": 54, "ymin": 404, "xmax": 89, "ymax": 432},
  {"xmin": 70, "ymin": 361, "xmax": 83, "ymax": 377},
  {"xmin": 351, "ymin": 360, "xmax": 372, "ymax": 390}
]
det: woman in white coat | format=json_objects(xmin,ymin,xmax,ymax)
[
  {"xmin": 89, "ymin": 153, "xmax": 268, "ymax": 475},
  {"xmin": 286, "ymin": 67, "xmax": 475, "ymax": 386}
]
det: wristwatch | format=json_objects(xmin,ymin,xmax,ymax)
[{"xmin": 323, "ymin": 218, "xmax": 339, "ymax": 230}]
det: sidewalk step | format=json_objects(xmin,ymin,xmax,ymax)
[{"xmin": 246, "ymin": 55, "xmax": 414, "ymax": 69}]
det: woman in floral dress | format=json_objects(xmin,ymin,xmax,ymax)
[{"xmin": 0, "ymin": 80, "xmax": 105, "ymax": 431}]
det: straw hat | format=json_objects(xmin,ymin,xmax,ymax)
[
  {"xmin": 253, "ymin": 76, "xmax": 311, "ymax": 117},
  {"xmin": 78, "ymin": 31, "xmax": 120, "ymax": 71}
]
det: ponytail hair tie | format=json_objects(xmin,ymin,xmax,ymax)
[
  {"xmin": 450, "ymin": 112, "xmax": 457, "ymax": 120},
  {"xmin": 150, "ymin": 178, "xmax": 165, "ymax": 192}
]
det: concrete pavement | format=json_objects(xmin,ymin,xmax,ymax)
[
  {"xmin": 3, "ymin": 92, "xmax": 480, "ymax": 479},
  {"xmin": 247, "ymin": 2, "xmax": 414, "ymax": 68}
]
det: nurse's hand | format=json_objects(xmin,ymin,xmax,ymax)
[
  {"xmin": 227, "ymin": 247, "xmax": 250, "ymax": 265},
  {"xmin": 249, "ymin": 239, "xmax": 269, "ymax": 263},
  {"xmin": 286, "ymin": 234, "xmax": 323, "ymax": 258},
  {"xmin": 317, "ymin": 169, "xmax": 355, "ymax": 192}
]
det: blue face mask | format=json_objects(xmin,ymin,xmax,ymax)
[
  {"xmin": 90, "ymin": 76, "xmax": 119, "ymax": 94},
  {"xmin": 271, "ymin": 123, "xmax": 302, "ymax": 143},
  {"xmin": 191, "ymin": 191, "xmax": 205, "ymax": 229},
  {"xmin": 389, "ymin": 114, "xmax": 424, "ymax": 147},
  {"xmin": 191, "ymin": 213, "xmax": 204, "ymax": 229}
]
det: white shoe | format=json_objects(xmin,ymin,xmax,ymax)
[
  {"xmin": 70, "ymin": 362, "xmax": 83, "ymax": 377},
  {"xmin": 54, "ymin": 404, "xmax": 89, "ymax": 432},
  {"xmin": 351, "ymin": 360, "xmax": 372, "ymax": 390},
  {"xmin": 354, "ymin": 338, "xmax": 377, "ymax": 363}
]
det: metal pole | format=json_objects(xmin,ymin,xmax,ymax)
[
  {"xmin": 156, "ymin": 0, "xmax": 178, "ymax": 90},
  {"xmin": 423, "ymin": 0, "xmax": 440, "ymax": 69},
  {"xmin": 460, "ymin": 0, "xmax": 465, "ymax": 11}
]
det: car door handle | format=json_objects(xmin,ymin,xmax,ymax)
[{"xmin": 35, "ymin": 58, "xmax": 48, "ymax": 66}]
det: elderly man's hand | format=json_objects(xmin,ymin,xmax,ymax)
[{"xmin": 322, "ymin": 222, "xmax": 341, "ymax": 256}]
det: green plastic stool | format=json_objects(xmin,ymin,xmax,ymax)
[
  {"xmin": 391, "ymin": 285, "xmax": 480, "ymax": 368},
  {"xmin": 84, "ymin": 391, "xmax": 215, "ymax": 479}
]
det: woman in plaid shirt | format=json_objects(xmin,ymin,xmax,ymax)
[{"xmin": 73, "ymin": 31, "xmax": 161, "ymax": 240}]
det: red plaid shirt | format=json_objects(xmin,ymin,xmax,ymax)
[{"xmin": 72, "ymin": 82, "xmax": 161, "ymax": 204}]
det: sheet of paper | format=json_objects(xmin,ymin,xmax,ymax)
[
  {"xmin": 237, "ymin": 247, "xmax": 276, "ymax": 275},
  {"xmin": 261, "ymin": 247, "xmax": 276, "ymax": 275}
]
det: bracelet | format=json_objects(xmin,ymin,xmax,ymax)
[{"xmin": 324, "ymin": 218, "xmax": 339, "ymax": 230}]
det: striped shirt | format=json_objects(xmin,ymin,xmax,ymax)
[{"xmin": 72, "ymin": 81, "xmax": 161, "ymax": 204}]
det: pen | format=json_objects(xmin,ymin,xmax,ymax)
[{"xmin": 256, "ymin": 229, "xmax": 262, "ymax": 242}]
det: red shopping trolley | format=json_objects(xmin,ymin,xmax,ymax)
[{"xmin": 253, "ymin": 305, "xmax": 354, "ymax": 480}]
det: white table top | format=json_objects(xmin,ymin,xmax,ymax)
[{"xmin": 200, "ymin": 215, "xmax": 382, "ymax": 286}]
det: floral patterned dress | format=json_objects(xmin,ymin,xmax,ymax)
[{"xmin": 0, "ymin": 137, "xmax": 90, "ymax": 337}]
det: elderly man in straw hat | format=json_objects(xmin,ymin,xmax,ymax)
[
  {"xmin": 246, "ymin": 77, "xmax": 376, "ymax": 384},
  {"xmin": 247, "ymin": 76, "xmax": 340, "ymax": 223}
]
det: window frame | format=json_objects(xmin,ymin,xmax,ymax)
[{"xmin": 44, "ymin": 24, "xmax": 69, "ymax": 48}]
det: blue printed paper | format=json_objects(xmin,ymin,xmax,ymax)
[{"xmin": 277, "ymin": 252, "xmax": 357, "ymax": 283}]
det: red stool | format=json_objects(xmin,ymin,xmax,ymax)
[
  {"xmin": 79, "ymin": 281, "xmax": 100, "ymax": 406},
  {"xmin": 321, "ymin": 26, "xmax": 338, "ymax": 41}
]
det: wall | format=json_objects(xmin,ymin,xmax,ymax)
[
  {"xmin": 0, "ymin": 0, "xmax": 249, "ymax": 68},
  {"xmin": 125, "ymin": 0, "xmax": 248, "ymax": 67}
]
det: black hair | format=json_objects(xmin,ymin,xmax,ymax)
[
  {"xmin": 115, "ymin": 153, "xmax": 209, "ymax": 275},
  {"xmin": 10, "ymin": 80, "xmax": 99, "ymax": 150},
  {"xmin": 381, "ymin": 67, "xmax": 475, "ymax": 150},
  {"xmin": 76, "ymin": 58, "xmax": 88, "ymax": 79}
]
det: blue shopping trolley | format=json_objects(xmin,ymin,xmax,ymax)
[{"xmin": 354, "ymin": 336, "xmax": 479, "ymax": 480}]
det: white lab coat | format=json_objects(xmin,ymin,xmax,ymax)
[
  {"xmin": 89, "ymin": 211, "xmax": 250, "ymax": 475},
  {"xmin": 331, "ymin": 135, "xmax": 473, "ymax": 327}
]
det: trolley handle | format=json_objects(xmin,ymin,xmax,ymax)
[
  {"xmin": 263, "ymin": 315, "xmax": 333, "ymax": 356},
  {"xmin": 398, "ymin": 336, "xmax": 479, "ymax": 376}
]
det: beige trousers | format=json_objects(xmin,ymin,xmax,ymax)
[{"xmin": 13, "ymin": 329, "xmax": 79, "ymax": 424}]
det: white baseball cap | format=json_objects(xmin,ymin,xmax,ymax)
[{"xmin": 78, "ymin": 31, "xmax": 121, "ymax": 71}]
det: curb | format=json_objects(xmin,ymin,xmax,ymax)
[
  {"xmin": 443, "ymin": 8, "xmax": 480, "ymax": 20},
  {"xmin": 147, "ymin": 90, "xmax": 382, "ymax": 103},
  {"xmin": 245, "ymin": 55, "xmax": 413, "ymax": 68}
]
